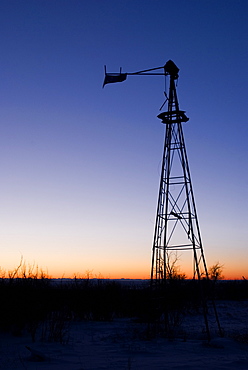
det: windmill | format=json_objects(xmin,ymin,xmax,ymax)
[{"xmin": 103, "ymin": 60, "xmax": 222, "ymax": 339}]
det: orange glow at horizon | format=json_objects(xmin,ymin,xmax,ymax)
[
  {"xmin": 1, "ymin": 253, "xmax": 247, "ymax": 281},
  {"xmin": 6, "ymin": 264, "xmax": 244, "ymax": 281},
  {"xmin": 34, "ymin": 270, "xmax": 246, "ymax": 280}
]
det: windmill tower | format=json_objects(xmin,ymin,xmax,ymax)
[
  {"xmin": 103, "ymin": 60, "xmax": 221, "ymax": 339},
  {"xmin": 150, "ymin": 60, "xmax": 208, "ymax": 284}
]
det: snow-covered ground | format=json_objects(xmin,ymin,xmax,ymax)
[{"xmin": 1, "ymin": 300, "xmax": 248, "ymax": 369}]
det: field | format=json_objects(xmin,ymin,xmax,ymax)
[{"xmin": 1, "ymin": 278, "xmax": 248, "ymax": 369}]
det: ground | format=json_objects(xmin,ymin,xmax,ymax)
[{"xmin": 1, "ymin": 300, "xmax": 248, "ymax": 369}]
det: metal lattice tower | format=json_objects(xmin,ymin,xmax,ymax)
[
  {"xmin": 151, "ymin": 61, "xmax": 209, "ymax": 284},
  {"xmin": 103, "ymin": 60, "xmax": 222, "ymax": 339}
]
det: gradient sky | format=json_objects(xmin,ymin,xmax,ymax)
[{"xmin": 0, "ymin": 0, "xmax": 247, "ymax": 279}]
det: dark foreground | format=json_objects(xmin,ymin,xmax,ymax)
[{"xmin": 1, "ymin": 278, "xmax": 248, "ymax": 369}]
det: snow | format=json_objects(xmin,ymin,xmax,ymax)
[{"xmin": 1, "ymin": 300, "xmax": 248, "ymax": 369}]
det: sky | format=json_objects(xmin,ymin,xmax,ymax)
[{"xmin": 0, "ymin": 0, "xmax": 247, "ymax": 279}]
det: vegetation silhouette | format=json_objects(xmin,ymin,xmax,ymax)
[{"xmin": 0, "ymin": 259, "xmax": 247, "ymax": 342}]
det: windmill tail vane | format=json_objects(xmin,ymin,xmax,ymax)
[{"xmin": 102, "ymin": 60, "xmax": 179, "ymax": 88}]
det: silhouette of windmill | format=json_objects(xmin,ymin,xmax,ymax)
[{"xmin": 103, "ymin": 60, "xmax": 222, "ymax": 339}]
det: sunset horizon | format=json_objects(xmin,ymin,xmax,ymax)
[{"xmin": 1, "ymin": 255, "xmax": 246, "ymax": 281}]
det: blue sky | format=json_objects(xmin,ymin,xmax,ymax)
[{"xmin": 0, "ymin": 0, "xmax": 247, "ymax": 278}]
